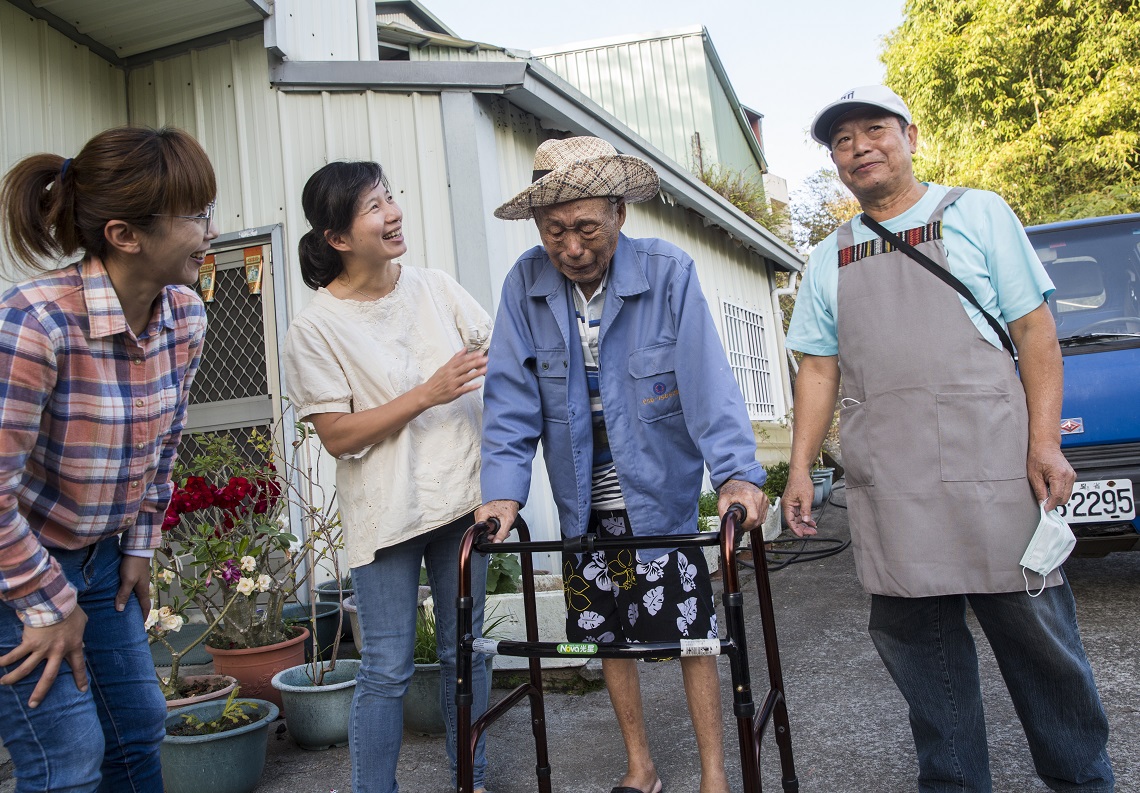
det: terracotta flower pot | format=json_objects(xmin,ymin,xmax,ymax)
[{"xmin": 205, "ymin": 627, "xmax": 308, "ymax": 709}]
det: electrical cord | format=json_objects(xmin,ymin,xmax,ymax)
[{"xmin": 734, "ymin": 479, "xmax": 851, "ymax": 572}]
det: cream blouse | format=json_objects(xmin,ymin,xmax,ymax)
[{"xmin": 282, "ymin": 266, "xmax": 492, "ymax": 568}]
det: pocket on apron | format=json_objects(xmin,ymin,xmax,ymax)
[
  {"xmin": 935, "ymin": 391, "xmax": 1024, "ymax": 481},
  {"xmin": 839, "ymin": 400, "xmax": 875, "ymax": 488}
]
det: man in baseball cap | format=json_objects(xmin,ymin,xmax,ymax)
[
  {"xmin": 809, "ymin": 84, "xmax": 913, "ymax": 149},
  {"xmin": 784, "ymin": 88, "xmax": 1115, "ymax": 791}
]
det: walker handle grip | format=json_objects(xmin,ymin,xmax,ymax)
[{"xmin": 727, "ymin": 503, "xmax": 747, "ymax": 525}]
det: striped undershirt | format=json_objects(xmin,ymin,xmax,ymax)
[{"xmin": 571, "ymin": 276, "xmax": 625, "ymax": 510}]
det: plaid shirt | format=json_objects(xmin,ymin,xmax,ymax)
[{"xmin": 0, "ymin": 259, "xmax": 205, "ymax": 627}]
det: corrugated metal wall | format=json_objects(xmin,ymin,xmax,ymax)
[
  {"xmin": 126, "ymin": 37, "xmax": 455, "ymax": 315},
  {"xmin": 0, "ymin": 4, "xmax": 127, "ymax": 285},
  {"xmin": 274, "ymin": 0, "xmax": 361, "ymax": 61},
  {"xmin": 410, "ymin": 45, "xmax": 515, "ymax": 62},
  {"xmin": 537, "ymin": 33, "xmax": 712, "ymax": 172},
  {"xmin": 535, "ymin": 32, "xmax": 762, "ymax": 179},
  {"xmin": 706, "ymin": 64, "xmax": 760, "ymax": 178}
]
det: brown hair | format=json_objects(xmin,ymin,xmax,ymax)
[{"xmin": 1, "ymin": 126, "xmax": 217, "ymax": 273}]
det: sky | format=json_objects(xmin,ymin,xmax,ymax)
[{"xmin": 419, "ymin": 0, "xmax": 906, "ymax": 197}]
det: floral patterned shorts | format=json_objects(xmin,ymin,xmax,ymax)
[{"xmin": 562, "ymin": 510, "xmax": 718, "ymax": 652}]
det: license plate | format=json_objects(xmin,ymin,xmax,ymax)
[{"xmin": 1056, "ymin": 479, "xmax": 1135, "ymax": 524}]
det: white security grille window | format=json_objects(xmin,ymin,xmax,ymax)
[{"xmin": 721, "ymin": 300, "xmax": 775, "ymax": 420}]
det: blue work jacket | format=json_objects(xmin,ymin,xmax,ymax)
[{"xmin": 480, "ymin": 233, "xmax": 764, "ymax": 545}]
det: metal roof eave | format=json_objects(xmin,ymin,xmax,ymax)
[
  {"xmin": 267, "ymin": 58, "xmax": 802, "ymax": 272},
  {"xmin": 517, "ymin": 62, "xmax": 799, "ymax": 271}
]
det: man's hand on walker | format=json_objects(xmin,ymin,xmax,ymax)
[
  {"xmin": 475, "ymin": 500, "xmax": 520, "ymax": 543},
  {"xmin": 716, "ymin": 479, "xmax": 767, "ymax": 531}
]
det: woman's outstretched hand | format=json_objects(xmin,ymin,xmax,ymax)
[{"xmin": 421, "ymin": 349, "xmax": 487, "ymax": 408}]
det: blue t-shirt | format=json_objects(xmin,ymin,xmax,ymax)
[{"xmin": 786, "ymin": 184, "xmax": 1055, "ymax": 356}]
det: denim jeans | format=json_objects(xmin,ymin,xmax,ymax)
[
  {"xmin": 350, "ymin": 513, "xmax": 490, "ymax": 793},
  {"xmin": 0, "ymin": 537, "xmax": 166, "ymax": 793},
  {"xmin": 869, "ymin": 574, "xmax": 1114, "ymax": 793}
]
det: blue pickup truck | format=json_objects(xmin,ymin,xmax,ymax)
[{"xmin": 1025, "ymin": 213, "xmax": 1140, "ymax": 556}]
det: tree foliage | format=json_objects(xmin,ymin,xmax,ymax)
[
  {"xmin": 790, "ymin": 169, "xmax": 861, "ymax": 250},
  {"xmin": 882, "ymin": 0, "xmax": 1140, "ymax": 224}
]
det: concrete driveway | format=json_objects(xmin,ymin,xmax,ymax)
[
  {"xmin": 247, "ymin": 485, "xmax": 1137, "ymax": 792},
  {"xmin": 5, "ymin": 486, "xmax": 1133, "ymax": 792}
]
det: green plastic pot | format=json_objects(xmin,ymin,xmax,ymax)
[
  {"xmin": 282, "ymin": 601, "xmax": 342, "ymax": 662},
  {"xmin": 161, "ymin": 698, "xmax": 278, "ymax": 793},
  {"xmin": 271, "ymin": 659, "xmax": 360, "ymax": 750}
]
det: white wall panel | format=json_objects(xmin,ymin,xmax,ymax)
[
  {"xmin": 272, "ymin": 90, "xmax": 455, "ymax": 317},
  {"xmin": 274, "ymin": 0, "xmax": 360, "ymax": 61},
  {"xmin": 0, "ymin": 4, "xmax": 126, "ymax": 284},
  {"xmin": 128, "ymin": 36, "xmax": 285, "ymax": 238},
  {"xmin": 537, "ymin": 30, "xmax": 762, "ymax": 178},
  {"xmin": 411, "ymin": 45, "xmax": 515, "ymax": 62},
  {"xmin": 538, "ymin": 33, "xmax": 713, "ymax": 173}
]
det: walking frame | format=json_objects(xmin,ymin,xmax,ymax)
[{"xmin": 455, "ymin": 505, "xmax": 799, "ymax": 792}]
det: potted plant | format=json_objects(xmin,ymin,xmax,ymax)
[
  {"xmin": 152, "ymin": 427, "xmax": 327, "ymax": 707},
  {"xmin": 403, "ymin": 607, "xmax": 447, "ymax": 736},
  {"xmin": 762, "ymin": 461, "xmax": 789, "ymax": 541},
  {"xmin": 270, "ymin": 436, "xmax": 361, "ymax": 751},
  {"xmin": 697, "ymin": 489, "xmax": 722, "ymax": 572},
  {"xmin": 162, "ymin": 688, "xmax": 279, "ymax": 793},
  {"xmin": 423, "ymin": 553, "xmax": 553, "ymax": 673}
]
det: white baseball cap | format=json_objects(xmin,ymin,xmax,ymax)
[{"xmin": 810, "ymin": 85, "xmax": 912, "ymax": 148}]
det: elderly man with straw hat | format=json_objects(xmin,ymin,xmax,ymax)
[{"xmin": 476, "ymin": 136, "xmax": 769, "ymax": 793}]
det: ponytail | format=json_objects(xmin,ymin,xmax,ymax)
[
  {"xmin": 1, "ymin": 154, "xmax": 78, "ymax": 273},
  {"xmin": 298, "ymin": 228, "xmax": 345, "ymax": 290}
]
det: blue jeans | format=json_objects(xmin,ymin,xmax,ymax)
[
  {"xmin": 0, "ymin": 537, "xmax": 166, "ymax": 793},
  {"xmin": 350, "ymin": 513, "xmax": 490, "ymax": 793},
  {"xmin": 869, "ymin": 575, "xmax": 1114, "ymax": 793}
]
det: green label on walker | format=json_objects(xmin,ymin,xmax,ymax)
[{"xmin": 555, "ymin": 642, "xmax": 598, "ymax": 656}]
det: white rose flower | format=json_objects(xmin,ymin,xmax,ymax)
[
  {"xmin": 236, "ymin": 577, "xmax": 256, "ymax": 595},
  {"xmin": 144, "ymin": 608, "xmax": 159, "ymax": 631},
  {"xmin": 159, "ymin": 569, "xmax": 175, "ymax": 585},
  {"xmin": 160, "ymin": 612, "xmax": 183, "ymax": 633},
  {"xmin": 240, "ymin": 555, "xmax": 257, "ymax": 572},
  {"xmin": 256, "ymin": 574, "xmax": 272, "ymax": 592}
]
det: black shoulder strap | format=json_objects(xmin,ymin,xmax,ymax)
[{"xmin": 860, "ymin": 213, "xmax": 1016, "ymax": 358}]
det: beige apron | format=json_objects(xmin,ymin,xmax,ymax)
[{"xmin": 835, "ymin": 187, "xmax": 1057, "ymax": 597}]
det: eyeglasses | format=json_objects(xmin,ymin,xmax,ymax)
[{"xmin": 152, "ymin": 201, "xmax": 216, "ymax": 228}]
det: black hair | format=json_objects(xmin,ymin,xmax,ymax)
[{"xmin": 297, "ymin": 161, "xmax": 391, "ymax": 290}]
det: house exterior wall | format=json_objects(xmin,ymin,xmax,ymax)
[
  {"xmin": 409, "ymin": 45, "xmax": 516, "ymax": 62},
  {"xmin": 271, "ymin": 0, "xmax": 362, "ymax": 61},
  {"xmin": 125, "ymin": 36, "xmax": 456, "ymax": 317},
  {"xmin": 0, "ymin": 4, "xmax": 127, "ymax": 287},
  {"xmin": 534, "ymin": 31, "xmax": 761, "ymax": 178}
]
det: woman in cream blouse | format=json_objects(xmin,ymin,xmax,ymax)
[{"xmin": 283, "ymin": 161, "xmax": 493, "ymax": 793}]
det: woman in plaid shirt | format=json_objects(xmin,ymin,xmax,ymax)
[{"xmin": 0, "ymin": 126, "xmax": 217, "ymax": 792}]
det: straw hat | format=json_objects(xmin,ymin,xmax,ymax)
[{"xmin": 494, "ymin": 136, "xmax": 660, "ymax": 220}]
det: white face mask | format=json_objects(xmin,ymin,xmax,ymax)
[{"xmin": 1020, "ymin": 501, "xmax": 1076, "ymax": 596}]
